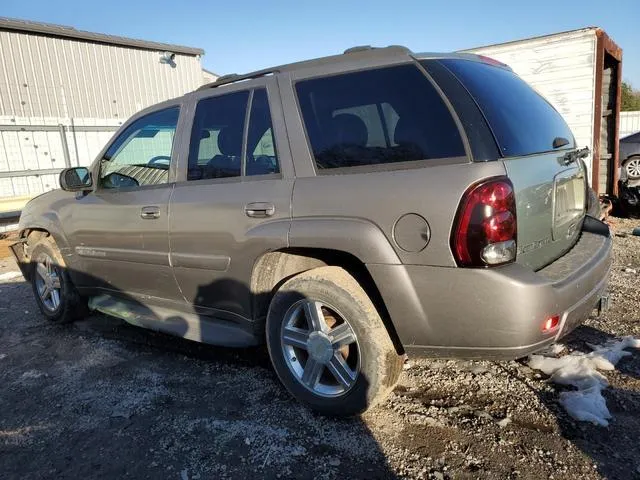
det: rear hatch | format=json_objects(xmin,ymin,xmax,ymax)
[{"xmin": 439, "ymin": 58, "xmax": 586, "ymax": 270}]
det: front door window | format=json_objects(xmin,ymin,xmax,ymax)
[{"xmin": 100, "ymin": 107, "xmax": 180, "ymax": 189}]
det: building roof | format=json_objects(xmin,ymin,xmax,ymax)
[
  {"xmin": 0, "ymin": 16, "xmax": 204, "ymax": 56},
  {"xmin": 202, "ymin": 67, "xmax": 219, "ymax": 77}
]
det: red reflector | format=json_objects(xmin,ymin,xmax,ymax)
[{"xmin": 542, "ymin": 315, "xmax": 560, "ymax": 332}]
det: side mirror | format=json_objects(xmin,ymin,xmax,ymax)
[{"xmin": 60, "ymin": 167, "xmax": 92, "ymax": 192}]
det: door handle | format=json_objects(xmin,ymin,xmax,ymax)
[
  {"xmin": 140, "ymin": 206, "xmax": 160, "ymax": 219},
  {"xmin": 244, "ymin": 202, "xmax": 275, "ymax": 218}
]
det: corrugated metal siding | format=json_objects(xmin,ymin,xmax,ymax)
[
  {"xmin": 202, "ymin": 69, "xmax": 218, "ymax": 84},
  {"xmin": 0, "ymin": 28, "xmax": 202, "ymax": 203},
  {"xmin": 620, "ymin": 111, "xmax": 640, "ymax": 137},
  {"xmin": 0, "ymin": 29, "xmax": 202, "ymax": 118},
  {"xmin": 466, "ymin": 29, "xmax": 598, "ymax": 183}
]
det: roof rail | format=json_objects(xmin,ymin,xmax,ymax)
[
  {"xmin": 343, "ymin": 45, "xmax": 411, "ymax": 55},
  {"xmin": 197, "ymin": 67, "xmax": 279, "ymax": 90},
  {"xmin": 343, "ymin": 45, "xmax": 373, "ymax": 54}
]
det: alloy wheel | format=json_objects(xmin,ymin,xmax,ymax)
[
  {"xmin": 280, "ymin": 299, "xmax": 360, "ymax": 397},
  {"xmin": 626, "ymin": 157, "xmax": 640, "ymax": 179},
  {"xmin": 34, "ymin": 253, "xmax": 62, "ymax": 312}
]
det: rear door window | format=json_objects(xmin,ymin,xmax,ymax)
[
  {"xmin": 188, "ymin": 91, "xmax": 249, "ymax": 181},
  {"xmin": 437, "ymin": 59, "xmax": 575, "ymax": 157},
  {"xmin": 295, "ymin": 64, "xmax": 465, "ymax": 170}
]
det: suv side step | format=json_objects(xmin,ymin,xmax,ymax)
[{"xmin": 88, "ymin": 295, "xmax": 259, "ymax": 347}]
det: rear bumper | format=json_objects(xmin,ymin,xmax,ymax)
[{"xmin": 368, "ymin": 231, "xmax": 612, "ymax": 360}]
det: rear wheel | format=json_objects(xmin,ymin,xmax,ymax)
[
  {"xmin": 266, "ymin": 266, "xmax": 403, "ymax": 416},
  {"xmin": 29, "ymin": 236, "xmax": 87, "ymax": 323}
]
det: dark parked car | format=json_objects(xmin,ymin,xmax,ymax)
[
  {"xmin": 11, "ymin": 46, "xmax": 612, "ymax": 416},
  {"xmin": 618, "ymin": 131, "xmax": 640, "ymax": 216},
  {"xmin": 620, "ymin": 131, "xmax": 640, "ymax": 185}
]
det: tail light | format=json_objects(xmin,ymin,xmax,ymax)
[{"xmin": 451, "ymin": 177, "xmax": 517, "ymax": 267}]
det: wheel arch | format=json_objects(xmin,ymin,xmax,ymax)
[
  {"xmin": 251, "ymin": 247, "xmax": 405, "ymax": 355},
  {"xmin": 11, "ymin": 228, "xmax": 53, "ymax": 281}
]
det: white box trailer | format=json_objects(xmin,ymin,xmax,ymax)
[{"xmin": 464, "ymin": 27, "xmax": 622, "ymax": 197}]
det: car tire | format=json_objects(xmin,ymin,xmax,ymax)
[
  {"xmin": 623, "ymin": 155, "xmax": 640, "ymax": 180},
  {"xmin": 29, "ymin": 236, "xmax": 87, "ymax": 323},
  {"xmin": 266, "ymin": 266, "xmax": 403, "ymax": 416}
]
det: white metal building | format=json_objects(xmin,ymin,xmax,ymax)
[
  {"xmin": 620, "ymin": 111, "xmax": 640, "ymax": 138},
  {"xmin": 465, "ymin": 28, "xmax": 622, "ymax": 196},
  {"xmin": 0, "ymin": 17, "xmax": 205, "ymax": 214},
  {"xmin": 202, "ymin": 68, "xmax": 219, "ymax": 84}
]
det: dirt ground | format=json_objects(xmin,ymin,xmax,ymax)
[
  {"xmin": 0, "ymin": 236, "xmax": 15, "ymax": 259},
  {"xmin": 0, "ymin": 218, "xmax": 638, "ymax": 480}
]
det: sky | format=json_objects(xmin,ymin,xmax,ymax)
[{"xmin": 3, "ymin": 0, "xmax": 640, "ymax": 86}]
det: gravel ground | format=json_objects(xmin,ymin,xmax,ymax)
[{"xmin": 0, "ymin": 218, "xmax": 638, "ymax": 480}]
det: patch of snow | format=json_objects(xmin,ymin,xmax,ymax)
[
  {"xmin": 496, "ymin": 416, "xmax": 512, "ymax": 428},
  {"xmin": 559, "ymin": 386, "xmax": 611, "ymax": 427},
  {"xmin": 0, "ymin": 271, "xmax": 22, "ymax": 281},
  {"xmin": 528, "ymin": 336, "xmax": 640, "ymax": 427}
]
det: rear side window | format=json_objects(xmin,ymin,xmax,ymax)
[
  {"xmin": 439, "ymin": 59, "xmax": 575, "ymax": 157},
  {"xmin": 295, "ymin": 64, "xmax": 465, "ymax": 170}
]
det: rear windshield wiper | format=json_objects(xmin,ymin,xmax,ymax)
[
  {"xmin": 553, "ymin": 137, "xmax": 570, "ymax": 149},
  {"xmin": 561, "ymin": 146, "xmax": 590, "ymax": 166}
]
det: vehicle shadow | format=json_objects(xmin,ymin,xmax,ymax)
[
  {"xmin": 502, "ymin": 324, "xmax": 640, "ymax": 480},
  {"xmin": 1, "ymin": 258, "xmax": 400, "ymax": 479}
]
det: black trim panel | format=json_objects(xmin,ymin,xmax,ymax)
[{"xmin": 420, "ymin": 60, "xmax": 501, "ymax": 162}]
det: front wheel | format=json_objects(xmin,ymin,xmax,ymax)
[
  {"xmin": 29, "ymin": 236, "xmax": 87, "ymax": 323},
  {"xmin": 266, "ymin": 266, "xmax": 403, "ymax": 416}
]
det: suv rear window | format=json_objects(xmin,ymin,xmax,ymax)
[
  {"xmin": 295, "ymin": 64, "xmax": 465, "ymax": 170},
  {"xmin": 438, "ymin": 59, "xmax": 575, "ymax": 157}
]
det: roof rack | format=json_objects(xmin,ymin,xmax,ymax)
[
  {"xmin": 198, "ymin": 67, "xmax": 279, "ymax": 90},
  {"xmin": 343, "ymin": 45, "xmax": 373, "ymax": 54},
  {"xmin": 197, "ymin": 45, "xmax": 412, "ymax": 91},
  {"xmin": 344, "ymin": 45, "xmax": 411, "ymax": 55}
]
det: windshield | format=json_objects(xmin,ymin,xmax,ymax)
[{"xmin": 435, "ymin": 59, "xmax": 575, "ymax": 157}]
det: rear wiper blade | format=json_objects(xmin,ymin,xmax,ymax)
[
  {"xmin": 553, "ymin": 136, "xmax": 570, "ymax": 148},
  {"xmin": 561, "ymin": 146, "xmax": 590, "ymax": 166}
]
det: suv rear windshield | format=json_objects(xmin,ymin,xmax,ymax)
[
  {"xmin": 295, "ymin": 64, "xmax": 465, "ymax": 171},
  {"xmin": 437, "ymin": 59, "xmax": 575, "ymax": 157}
]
